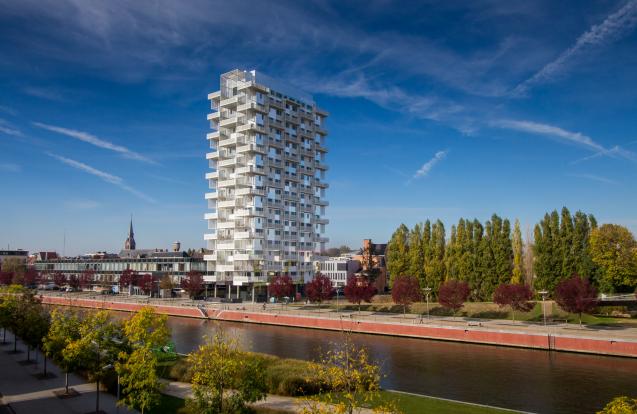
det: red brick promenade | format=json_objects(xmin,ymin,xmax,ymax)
[{"xmin": 41, "ymin": 295, "xmax": 637, "ymax": 358}]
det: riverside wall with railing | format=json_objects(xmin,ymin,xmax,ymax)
[{"xmin": 39, "ymin": 294, "xmax": 637, "ymax": 358}]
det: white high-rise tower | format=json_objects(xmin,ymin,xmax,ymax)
[{"xmin": 204, "ymin": 69, "xmax": 329, "ymax": 298}]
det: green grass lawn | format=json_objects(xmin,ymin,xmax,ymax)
[
  {"xmin": 151, "ymin": 391, "xmax": 519, "ymax": 414},
  {"xmin": 379, "ymin": 391, "xmax": 521, "ymax": 414}
]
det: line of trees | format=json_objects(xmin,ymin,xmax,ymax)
[
  {"xmin": 387, "ymin": 207, "xmax": 637, "ymax": 298},
  {"xmin": 0, "ymin": 286, "xmax": 172, "ymax": 414}
]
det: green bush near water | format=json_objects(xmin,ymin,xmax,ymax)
[{"xmin": 158, "ymin": 352, "xmax": 324, "ymax": 397}]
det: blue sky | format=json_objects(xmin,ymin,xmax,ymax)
[{"xmin": 1, "ymin": 0, "xmax": 637, "ymax": 255}]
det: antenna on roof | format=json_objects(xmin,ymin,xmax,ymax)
[{"xmin": 63, "ymin": 229, "xmax": 66, "ymax": 257}]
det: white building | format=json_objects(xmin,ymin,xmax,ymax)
[
  {"xmin": 204, "ymin": 69, "xmax": 329, "ymax": 298},
  {"xmin": 315, "ymin": 256, "xmax": 360, "ymax": 287}
]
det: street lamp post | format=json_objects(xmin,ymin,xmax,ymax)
[
  {"xmin": 539, "ymin": 290, "xmax": 549, "ymax": 327},
  {"xmin": 423, "ymin": 287, "xmax": 432, "ymax": 321}
]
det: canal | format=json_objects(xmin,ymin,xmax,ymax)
[{"xmin": 165, "ymin": 316, "xmax": 637, "ymax": 414}]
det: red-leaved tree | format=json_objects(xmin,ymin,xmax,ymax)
[
  {"xmin": 119, "ymin": 269, "xmax": 139, "ymax": 291},
  {"xmin": 79, "ymin": 270, "xmax": 94, "ymax": 290},
  {"xmin": 23, "ymin": 268, "xmax": 40, "ymax": 287},
  {"xmin": 52, "ymin": 271, "xmax": 67, "ymax": 288},
  {"xmin": 268, "ymin": 274, "xmax": 295, "ymax": 302},
  {"xmin": 305, "ymin": 273, "xmax": 335, "ymax": 310},
  {"xmin": 493, "ymin": 283, "xmax": 534, "ymax": 321},
  {"xmin": 554, "ymin": 274, "xmax": 598, "ymax": 325},
  {"xmin": 138, "ymin": 274, "xmax": 154, "ymax": 296},
  {"xmin": 68, "ymin": 274, "xmax": 81, "ymax": 290},
  {"xmin": 344, "ymin": 276, "xmax": 377, "ymax": 313},
  {"xmin": 391, "ymin": 275, "xmax": 422, "ymax": 317},
  {"xmin": 438, "ymin": 280, "xmax": 470, "ymax": 315},
  {"xmin": 0, "ymin": 271, "xmax": 14, "ymax": 286},
  {"xmin": 181, "ymin": 271, "xmax": 204, "ymax": 299}
]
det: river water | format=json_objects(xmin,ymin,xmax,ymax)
[{"xmin": 164, "ymin": 316, "xmax": 637, "ymax": 414}]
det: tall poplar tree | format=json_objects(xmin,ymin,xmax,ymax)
[
  {"xmin": 386, "ymin": 224, "xmax": 410, "ymax": 286},
  {"xmin": 426, "ymin": 220, "xmax": 446, "ymax": 294},
  {"xmin": 512, "ymin": 219, "xmax": 524, "ymax": 284},
  {"xmin": 408, "ymin": 223, "xmax": 425, "ymax": 284}
]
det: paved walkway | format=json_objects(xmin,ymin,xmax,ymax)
[
  {"xmin": 162, "ymin": 380, "xmax": 374, "ymax": 414},
  {"xmin": 0, "ymin": 333, "xmax": 135, "ymax": 414}
]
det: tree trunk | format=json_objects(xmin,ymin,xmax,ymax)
[
  {"xmin": 44, "ymin": 354, "xmax": 48, "ymax": 377},
  {"xmin": 14, "ymin": 333, "xmax": 17, "ymax": 352},
  {"xmin": 27, "ymin": 345, "xmax": 30, "ymax": 361},
  {"xmin": 2, "ymin": 327, "xmax": 6, "ymax": 344},
  {"xmin": 65, "ymin": 371, "xmax": 69, "ymax": 394}
]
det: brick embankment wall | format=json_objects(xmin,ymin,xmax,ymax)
[{"xmin": 41, "ymin": 296, "xmax": 637, "ymax": 358}]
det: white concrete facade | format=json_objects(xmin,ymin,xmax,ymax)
[
  {"xmin": 204, "ymin": 69, "xmax": 329, "ymax": 288},
  {"xmin": 315, "ymin": 256, "xmax": 360, "ymax": 287}
]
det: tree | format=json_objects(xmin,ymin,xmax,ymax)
[
  {"xmin": 119, "ymin": 269, "xmax": 139, "ymax": 291},
  {"xmin": 116, "ymin": 307, "xmax": 169, "ymax": 414},
  {"xmin": 391, "ymin": 275, "xmax": 422, "ymax": 317},
  {"xmin": 300, "ymin": 334, "xmax": 397, "ymax": 414},
  {"xmin": 511, "ymin": 219, "xmax": 525, "ymax": 284},
  {"xmin": 43, "ymin": 308, "xmax": 82, "ymax": 394},
  {"xmin": 181, "ymin": 271, "xmax": 204, "ymax": 299},
  {"xmin": 52, "ymin": 271, "xmax": 67, "ymax": 288},
  {"xmin": 344, "ymin": 276, "xmax": 377, "ymax": 312},
  {"xmin": 305, "ymin": 273, "xmax": 335, "ymax": 309},
  {"xmin": 19, "ymin": 297, "xmax": 50, "ymax": 362},
  {"xmin": 590, "ymin": 224, "xmax": 637, "ymax": 293},
  {"xmin": 0, "ymin": 271, "xmax": 13, "ymax": 286},
  {"xmin": 23, "ymin": 268, "xmax": 40, "ymax": 287},
  {"xmin": 117, "ymin": 346, "xmax": 161, "ymax": 414},
  {"xmin": 268, "ymin": 274, "xmax": 294, "ymax": 301},
  {"xmin": 554, "ymin": 274, "xmax": 598, "ymax": 325},
  {"xmin": 408, "ymin": 224, "xmax": 425, "ymax": 283},
  {"xmin": 425, "ymin": 220, "xmax": 446, "ymax": 294},
  {"xmin": 386, "ymin": 224, "xmax": 410, "ymax": 286},
  {"xmin": 79, "ymin": 270, "xmax": 94, "ymax": 290},
  {"xmin": 64, "ymin": 311, "xmax": 124, "ymax": 412},
  {"xmin": 137, "ymin": 274, "xmax": 154, "ymax": 296},
  {"xmin": 159, "ymin": 274, "xmax": 174, "ymax": 290},
  {"xmin": 493, "ymin": 283, "xmax": 534, "ymax": 321},
  {"xmin": 122, "ymin": 306, "xmax": 170, "ymax": 350},
  {"xmin": 438, "ymin": 280, "xmax": 470, "ymax": 314},
  {"xmin": 597, "ymin": 396, "xmax": 637, "ymax": 414},
  {"xmin": 68, "ymin": 274, "xmax": 81, "ymax": 290},
  {"xmin": 187, "ymin": 326, "xmax": 267, "ymax": 413},
  {"xmin": 533, "ymin": 208, "xmax": 597, "ymax": 292}
]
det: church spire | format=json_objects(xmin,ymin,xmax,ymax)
[{"xmin": 124, "ymin": 215, "xmax": 136, "ymax": 250}]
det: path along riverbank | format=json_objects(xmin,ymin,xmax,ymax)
[{"xmin": 40, "ymin": 294, "xmax": 637, "ymax": 358}]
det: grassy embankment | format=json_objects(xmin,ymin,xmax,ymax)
[
  {"xmin": 154, "ymin": 354, "xmax": 522, "ymax": 414},
  {"xmin": 298, "ymin": 296, "xmax": 637, "ymax": 326}
]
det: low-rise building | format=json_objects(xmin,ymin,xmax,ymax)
[
  {"xmin": 315, "ymin": 255, "xmax": 360, "ymax": 287},
  {"xmin": 0, "ymin": 249, "xmax": 28, "ymax": 267}
]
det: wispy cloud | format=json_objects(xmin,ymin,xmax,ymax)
[
  {"xmin": 513, "ymin": 1, "xmax": 637, "ymax": 95},
  {"xmin": 23, "ymin": 86, "xmax": 67, "ymax": 102},
  {"xmin": 0, "ymin": 119, "xmax": 24, "ymax": 137},
  {"xmin": 48, "ymin": 153, "xmax": 156, "ymax": 203},
  {"xmin": 34, "ymin": 122, "xmax": 155, "ymax": 164},
  {"xmin": 408, "ymin": 150, "xmax": 448, "ymax": 184},
  {"xmin": 0, "ymin": 163, "xmax": 21, "ymax": 173},
  {"xmin": 491, "ymin": 119, "xmax": 605, "ymax": 151},
  {"xmin": 492, "ymin": 119, "xmax": 637, "ymax": 163},
  {"xmin": 567, "ymin": 173, "xmax": 617, "ymax": 185}
]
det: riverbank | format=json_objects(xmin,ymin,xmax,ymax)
[{"xmin": 40, "ymin": 294, "xmax": 637, "ymax": 358}]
